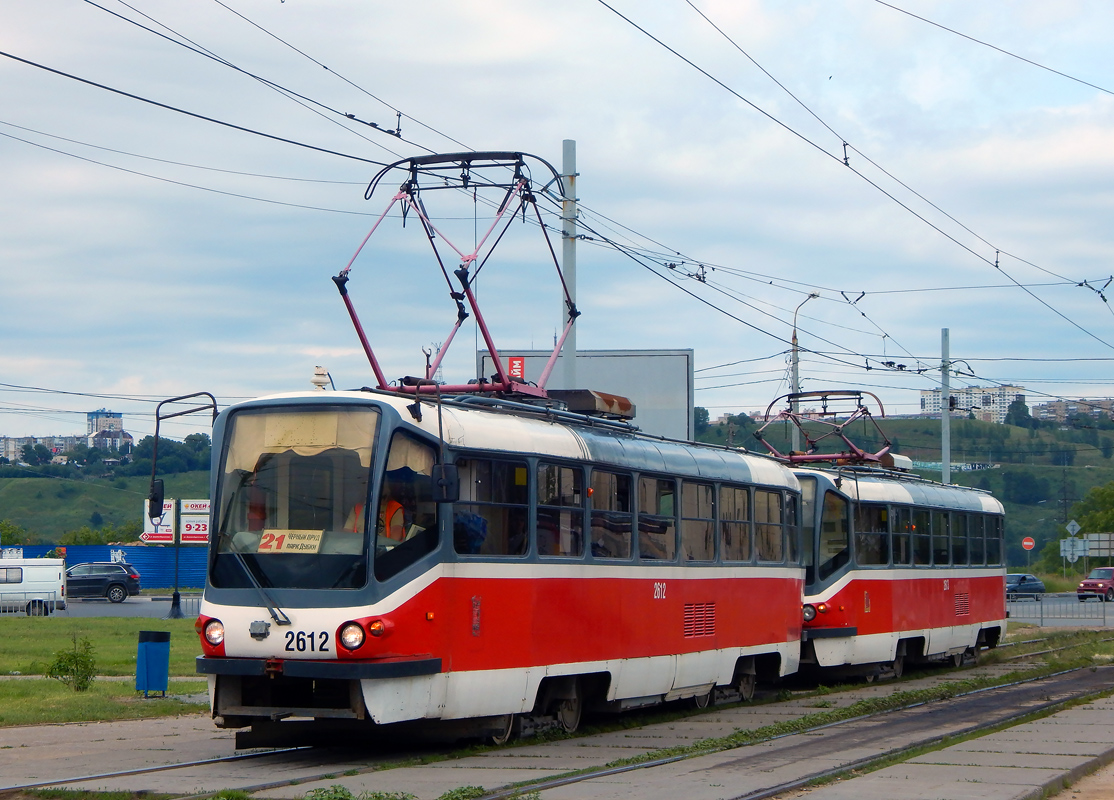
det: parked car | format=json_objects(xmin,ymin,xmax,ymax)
[
  {"xmin": 65, "ymin": 562, "xmax": 141, "ymax": 603},
  {"xmin": 0, "ymin": 558, "xmax": 66, "ymax": 615},
  {"xmin": 1006, "ymin": 573, "xmax": 1045, "ymax": 601},
  {"xmin": 1077, "ymin": 567, "xmax": 1114, "ymax": 602}
]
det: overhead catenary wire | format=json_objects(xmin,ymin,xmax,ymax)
[{"xmin": 596, "ymin": 1, "xmax": 1114, "ymax": 350}]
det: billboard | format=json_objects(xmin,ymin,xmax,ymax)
[
  {"xmin": 478, "ymin": 349, "xmax": 694, "ymax": 440},
  {"xmin": 141, "ymin": 500, "xmax": 175, "ymax": 543}
]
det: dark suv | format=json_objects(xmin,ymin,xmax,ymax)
[{"xmin": 65, "ymin": 562, "xmax": 141, "ymax": 603}]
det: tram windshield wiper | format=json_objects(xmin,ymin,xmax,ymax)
[{"xmin": 232, "ymin": 551, "xmax": 291, "ymax": 627}]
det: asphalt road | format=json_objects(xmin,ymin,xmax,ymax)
[
  {"xmin": 55, "ymin": 595, "xmax": 202, "ymax": 618},
  {"xmin": 1007, "ymin": 592, "xmax": 1114, "ymax": 627}
]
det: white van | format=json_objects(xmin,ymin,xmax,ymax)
[{"xmin": 0, "ymin": 558, "xmax": 66, "ymax": 616}]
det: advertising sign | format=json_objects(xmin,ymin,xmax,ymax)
[
  {"xmin": 141, "ymin": 500, "xmax": 175, "ymax": 543},
  {"xmin": 180, "ymin": 515, "xmax": 210, "ymax": 544},
  {"xmin": 180, "ymin": 499, "xmax": 210, "ymax": 515}
]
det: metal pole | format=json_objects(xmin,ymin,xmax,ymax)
[
  {"xmin": 942, "ymin": 328, "xmax": 951, "ymax": 484},
  {"xmin": 166, "ymin": 498, "xmax": 183, "ymax": 619},
  {"xmin": 790, "ymin": 294, "xmax": 818, "ymax": 453},
  {"xmin": 561, "ymin": 139, "xmax": 577, "ymax": 392}
]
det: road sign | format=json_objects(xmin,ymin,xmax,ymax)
[
  {"xmin": 1067, "ymin": 519, "xmax": 1081, "ymax": 536},
  {"xmin": 1022, "ymin": 537, "xmax": 1036, "ymax": 551},
  {"xmin": 1060, "ymin": 536, "xmax": 1090, "ymax": 563}
]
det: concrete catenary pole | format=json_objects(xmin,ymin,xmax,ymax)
[
  {"xmin": 561, "ymin": 140, "xmax": 577, "ymax": 390},
  {"xmin": 942, "ymin": 327, "xmax": 951, "ymax": 484},
  {"xmin": 790, "ymin": 293, "xmax": 818, "ymax": 453}
]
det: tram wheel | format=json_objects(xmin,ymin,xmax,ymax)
[
  {"xmin": 487, "ymin": 714, "xmax": 517, "ymax": 746},
  {"xmin": 555, "ymin": 683, "xmax": 582, "ymax": 734},
  {"xmin": 736, "ymin": 673, "xmax": 756, "ymax": 702},
  {"xmin": 952, "ymin": 652, "xmax": 965, "ymax": 668},
  {"xmin": 890, "ymin": 655, "xmax": 904, "ymax": 679}
]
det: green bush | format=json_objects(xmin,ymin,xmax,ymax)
[{"xmin": 47, "ymin": 634, "xmax": 97, "ymax": 692}]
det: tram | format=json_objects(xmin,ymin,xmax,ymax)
[
  {"xmin": 752, "ymin": 390, "xmax": 1007, "ymax": 680},
  {"xmin": 796, "ymin": 460, "xmax": 1006, "ymax": 679},
  {"xmin": 192, "ymin": 389, "xmax": 805, "ymax": 740}
]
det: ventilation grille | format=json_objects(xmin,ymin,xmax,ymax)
[
  {"xmin": 684, "ymin": 603, "xmax": 716, "ymax": 638},
  {"xmin": 954, "ymin": 593, "xmax": 970, "ymax": 616}
]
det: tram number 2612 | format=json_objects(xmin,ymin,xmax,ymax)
[
  {"xmin": 653, "ymin": 581, "xmax": 667, "ymax": 600},
  {"xmin": 285, "ymin": 630, "xmax": 330, "ymax": 652}
]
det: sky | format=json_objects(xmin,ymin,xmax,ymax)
[{"xmin": 2, "ymin": 0, "xmax": 1114, "ymax": 444}]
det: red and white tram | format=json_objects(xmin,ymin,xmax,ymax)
[
  {"xmin": 796, "ymin": 462, "xmax": 1006, "ymax": 679},
  {"xmin": 194, "ymin": 390, "xmax": 805, "ymax": 739}
]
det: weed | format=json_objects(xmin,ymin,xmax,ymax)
[
  {"xmin": 436, "ymin": 787, "xmax": 487, "ymax": 800},
  {"xmin": 47, "ymin": 634, "xmax": 96, "ymax": 692}
]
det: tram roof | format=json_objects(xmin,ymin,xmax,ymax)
[
  {"xmin": 794, "ymin": 465, "xmax": 1004, "ymax": 515},
  {"xmin": 227, "ymin": 390, "xmax": 797, "ymax": 489}
]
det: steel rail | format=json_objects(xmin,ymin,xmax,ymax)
[{"xmin": 15, "ymin": 639, "xmax": 1109, "ymax": 797}]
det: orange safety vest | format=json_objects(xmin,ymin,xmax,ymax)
[{"xmin": 351, "ymin": 499, "xmax": 406, "ymax": 541}]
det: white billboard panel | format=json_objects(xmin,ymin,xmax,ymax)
[
  {"xmin": 141, "ymin": 500, "xmax": 175, "ymax": 543},
  {"xmin": 478, "ymin": 349, "xmax": 694, "ymax": 440}
]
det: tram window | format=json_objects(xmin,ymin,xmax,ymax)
[
  {"xmin": 638, "ymin": 477, "xmax": 677, "ymax": 561},
  {"xmin": 854, "ymin": 503, "xmax": 889, "ymax": 566},
  {"xmin": 892, "ymin": 507, "xmax": 912, "ymax": 566},
  {"xmin": 537, "ymin": 463, "xmax": 584, "ymax": 558},
  {"xmin": 986, "ymin": 516, "xmax": 1003, "ymax": 564},
  {"xmin": 969, "ymin": 514, "xmax": 986, "ymax": 565},
  {"xmin": 912, "ymin": 509, "xmax": 931, "ymax": 566},
  {"xmin": 374, "ymin": 432, "xmax": 440, "ymax": 581},
  {"xmin": 681, "ymin": 481, "xmax": 715, "ymax": 562},
  {"xmin": 212, "ymin": 406, "xmax": 377, "ymax": 590},
  {"xmin": 817, "ymin": 491, "xmax": 849, "ymax": 578},
  {"xmin": 932, "ymin": 510, "xmax": 950, "ymax": 566},
  {"xmin": 755, "ymin": 489, "xmax": 785, "ymax": 562},
  {"xmin": 786, "ymin": 494, "xmax": 800, "ymax": 564},
  {"xmin": 590, "ymin": 470, "xmax": 632, "ymax": 559},
  {"xmin": 719, "ymin": 485, "xmax": 751, "ymax": 562},
  {"xmin": 950, "ymin": 513, "xmax": 968, "ymax": 565},
  {"xmin": 454, "ymin": 457, "xmax": 529, "ymax": 557}
]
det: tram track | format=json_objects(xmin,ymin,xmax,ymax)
[{"xmin": 9, "ymin": 640, "xmax": 1113, "ymax": 799}]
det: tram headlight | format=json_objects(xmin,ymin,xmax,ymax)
[
  {"xmin": 339, "ymin": 622, "xmax": 365, "ymax": 651},
  {"xmin": 816, "ymin": 602, "xmax": 830, "ymax": 614},
  {"xmin": 802, "ymin": 604, "xmax": 817, "ymax": 622},
  {"xmin": 203, "ymin": 619, "xmax": 225, "ymax": 646}
]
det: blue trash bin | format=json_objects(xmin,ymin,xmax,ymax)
[{"xmin": 136, "ymin": 630, "xmax": 171, "ymax": 697}]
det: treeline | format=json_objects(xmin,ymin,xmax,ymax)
[{"xmin": 0, "ymin": 434, "xmax": 211, "ymax": 479}]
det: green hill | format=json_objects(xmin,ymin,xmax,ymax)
[{"xmin": 0, "ymin": 471, "xmax": 210, "ymax": 542}]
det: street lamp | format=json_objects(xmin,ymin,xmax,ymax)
[{"xmin": 791, "ymin": 293, "xmax": 820, "ymax": 453}]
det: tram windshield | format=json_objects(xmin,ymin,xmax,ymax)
[{"xmin": 211, "ymin": 407, "xmax": 378, "ymax": 589}]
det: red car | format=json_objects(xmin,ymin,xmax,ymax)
[{"xmin": 1078, "ymin": 567, "xmax": 1114, "ymax": 602}]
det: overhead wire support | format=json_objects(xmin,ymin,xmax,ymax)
[{"xmin": 335, "ymin": 152, "xmax": 577, "ymax": 399}]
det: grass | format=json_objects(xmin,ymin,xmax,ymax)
[
  {"xmin": 0, "ymin": 470, "xmax": 210, "ymax": 541},
  {"xmin": 0, "ymin": 678, "xmax": 208, "ymax": 727},
  {"xmin": 0, "ymin": 618, "xmax": 201, "ymax": 676}
]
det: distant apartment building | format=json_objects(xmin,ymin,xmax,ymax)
[
  {"xmin": 920, "ymin": 385, "xmax": 1025, "ymax": 424},
  {"xmin": 1, "ymin": 409, "xmax": 132, "ymax": 462},
  {"xmin": 1031, "ymin": 398, "xmax": 1114, "ymax": 424},
  {"xmin": 87, "ymin": 409, "xmax": 123, "ymax": 434}
]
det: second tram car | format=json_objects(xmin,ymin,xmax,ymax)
[
  {"xmin": 796, "ymin": 461, "xmax": 1006, "ymax": 679},
  {"xmin": 194, "ymin": 390, "xmax": 805, "ymax": 739}
]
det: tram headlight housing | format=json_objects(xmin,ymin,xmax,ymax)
[
  {"xmin": 203, "ymin": 619, "xmax": 225, "ymax": 646},
  {"xmin": 339, "ymin": 622, "xmax": 365, "ymax": 651},
  {"xmin": 802, "ymin": 604, "xmax": 817, "ymax": 622}
]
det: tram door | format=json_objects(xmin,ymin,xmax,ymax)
[{"xmin": 800, "ymin": 475, "xmax": 852, "ymax": 593}]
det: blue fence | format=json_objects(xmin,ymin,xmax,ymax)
[{"xmin": 14, "ymin": 545, "xmax": 207, "ymax": 590}]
